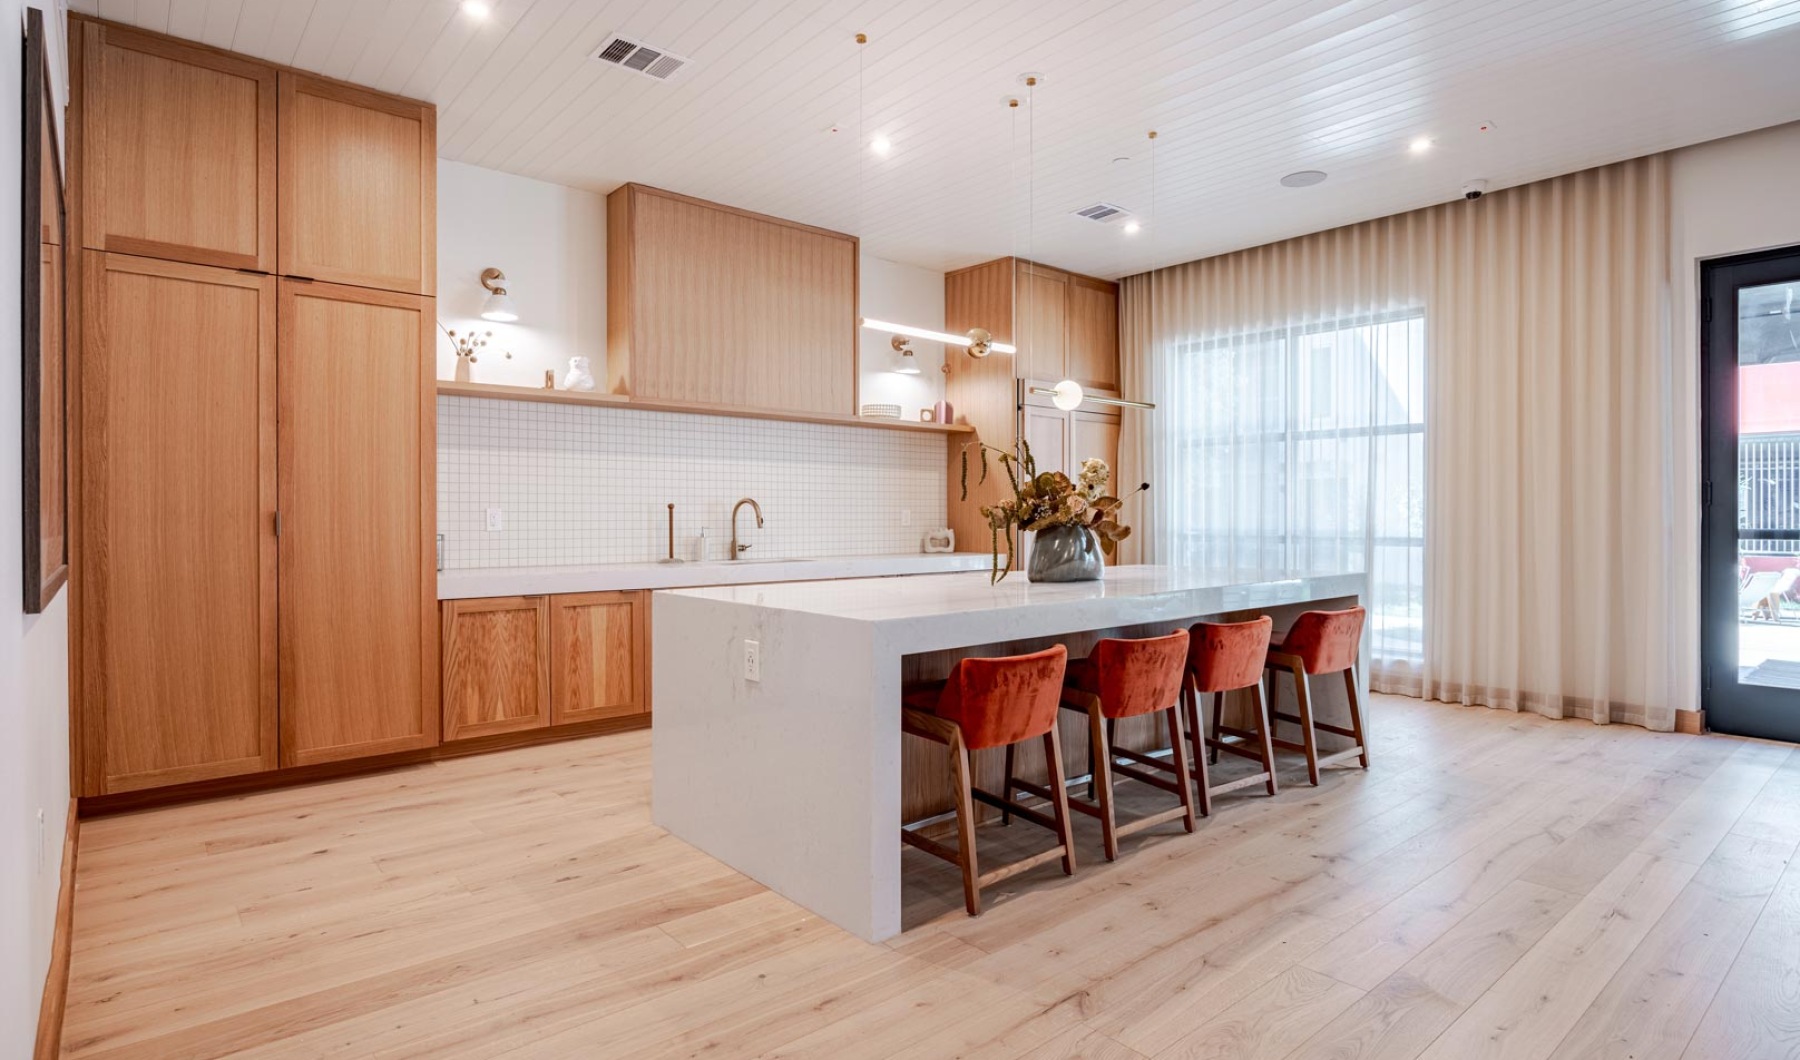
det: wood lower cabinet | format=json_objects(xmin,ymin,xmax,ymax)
[
  {"xmin": 438, "ymin": 591, "xmax": 651, "ymax": 740},
  {"xmin": 442, "ymin": 597, "xmax": 551, "ymax": 741},
  {"xmin": 80, "ymin": 254, "xmax": 278, "ymax": 793},
  {"xmin": 75, "ymin": 19, "xmax": 276, "ymax": 271},
  {"xmin": 280, "ymin": 73, "xmax": 435, "ymax": 294},
  {"xmin": 552, "ymin": 592, "xmax": 650, "ymax": 724},
  {"xmin": 278, "ymin": 280, "xmax": 438, "ymax": 765}
]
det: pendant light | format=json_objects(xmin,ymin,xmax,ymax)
[{"xmin": 1036, "ymin": 128, "xmax": 1157, "ymax": 414}]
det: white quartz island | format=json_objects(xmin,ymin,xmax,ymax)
[{"xmin": 651, "ymin": 565, "xmax": 1366, "ymax": 941}]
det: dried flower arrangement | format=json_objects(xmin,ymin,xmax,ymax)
[{"xmin": 960, "ymin": 439, "xmax": 1149, "ymax": 583}]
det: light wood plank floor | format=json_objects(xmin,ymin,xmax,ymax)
[{"xmin": 62, "ymin": 696, "xmax": 1800, "ymax": 1059}]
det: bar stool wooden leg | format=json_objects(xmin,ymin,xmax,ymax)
[
  {"xmin": 1252, "ymin": 678, "xmax": 1280, "ymax": 797},
  {"xmin": 1183, "ymin": 678, "xmax": 1214, "ymax": 818},
  {"xmin": 1344, "ymin": 665, "xmax": 1369, "ymax": 768},
  {"xmin": 1087, "ymin": 704, "xmax": 1120, "ymax": 861},
  {"xmin": 1042, "ymin": 731, "xmax": 1077, "ymax": 875},
  {"xmin": 950, "ymin": 737, "xmax": 981, "ymax": 915},
  {"xmin": 1291, "ymin": 662, "xmax": 1322, "ymax": 786},
  {"xmin": 1001, "ymin": 744, "xmax": 1016, "ymax": 826},
  {"xmin": 1165, "ymin": 699, "xmax": 1197, "ymax": 833}
]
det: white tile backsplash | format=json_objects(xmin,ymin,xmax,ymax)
[{"xmin": 437, "ymin": 397, "xmax": 949, "ymax": 569}]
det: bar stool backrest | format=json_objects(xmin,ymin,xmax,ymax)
[
  {"xmin": 1092, "ymin": 631, "xmax": 1190, "ymax": 720},
  {"xmin": 1282, "ymin": 607, "xmax": 1366, "ymax": 675},
  {"xmin": 941, "ymin": 644, "xmax": 1069, "ymax": 750},
  {"xmin": 1188, "ymin": 616, "xmax": 1274, "ymax": 692}
]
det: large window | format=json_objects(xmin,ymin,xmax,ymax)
[{"xmin": 1158, "ymin": 310, "xmax": 1425, "ymax": 666}]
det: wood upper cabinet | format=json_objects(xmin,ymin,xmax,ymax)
[
  {"xmin": 607, "ymin": 184, "xmax": 857, "ymax": 416},
  {"xmin": 1016, "ymin": 265, "xmax": 1068, "ymax": 383},
  {"xmin": 81, "ymin": 254, "xmax": 277, "ymax": 794},
  {"xmin": 279, "ymin": 73, "xmax": 435, "ymax": 294},
  {"xmin": 551, "ymin": 592, "xmax": 651, "ymax": 724},
  {"xmin": 278, "ymin": 280, "xmax": 438, "ymax": 765},
  {"xmin": 1066, "ymin": 277, "xmax": 1120, "ymax": 392},
  {"xmin": 76, "ymin": 19, "xmax": 276, "ymax": 271},
  {"xmin": 442, "ymin": 597, "xmax": 551, "ymax": 741}
]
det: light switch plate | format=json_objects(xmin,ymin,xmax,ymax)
[{"xmin": 485, "ymin": 507, "xmax": 504, "ymax": 532}]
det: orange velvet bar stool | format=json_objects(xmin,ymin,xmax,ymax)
[
  {"xmin": 1265, "ymin": 607, "xmax": 1369, "ymax": 786},
  {"xmin": 1185, "ymin": 617, "xmax": 1280, "ymax": 816},
  {"xmin": 1043, "ymin": 631, "xmax": 1195, "ymax": 861},
  {"xmin": 900, "ymin": 645, "xmax": 1077, "ymax": 917}
]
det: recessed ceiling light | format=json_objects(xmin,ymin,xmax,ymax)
[
  {"xmin": 1409, "ymin": 136, "xmax": 1434, "ymax": 154},
  {"xmin": 869, "ymin": 135, "xmax": 892, "ymax": 156},
  {"xmin": 1123, "ymin": 221, "xmax": 1142, "ymax": 235},
  {"xmin": 1280, "ymin": 170, "xmax": 1327, "ymax": 188},
  {"xmin": 461, "ymin": 0, "xmax": 490, "ymax": 18}
]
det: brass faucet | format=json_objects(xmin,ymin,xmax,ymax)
[{"xmin": 730, "ymin": 498, "xmax": 764, "ymax": 559}]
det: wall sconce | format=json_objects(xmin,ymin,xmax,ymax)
[
  {"xmin": 860, "ymin": 318, "xmax": 1017, "ymax": 357},
  {"xmin": 891, "ymin": 335, "xmax": 922, "ymax": 374},
  {"xmin": 1030, "ymin": 379, "xmax": 1156, "ymax": 411},
  {"xmin": 479, "ymin": 267, "xmax": 518, "ymax": 322}
]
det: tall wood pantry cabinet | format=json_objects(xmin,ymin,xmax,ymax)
[
  {"xmin": 70, "ymin": 16, "xmax": 438, "ymax": 796},
  {"xmin": 942, "ymin": 258, "xmax": 1123, "ymax": 555}
]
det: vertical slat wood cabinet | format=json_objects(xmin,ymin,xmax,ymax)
[
  {"xmin": 608, "ymin": 184, "xmax": 857, "ymax": 416},
  {"xmin": 76, "ymin": 20, "xmax": 276, "ymax": 271},
  {"xmin": 552, "ymin": 592, "xmax": 650, "ymax": 724},
  {"xmin": 279, "ymin": 73, "xmax": 435, "ymax": 295},
  {"xmin": 442, "ymin": 597, "xmax": 551, "ymax": 741},
  {"xmin": 79, "ymin": 253, "xmax": 278, "ymax": 793},
  {"xmin": 279, "ymin": 280, "xmax": 439, "ymax": 765}
]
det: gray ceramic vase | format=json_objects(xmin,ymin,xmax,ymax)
[{"xmin": 1027, "ymin": 524, "xmax": 1104, "ymax": 582}]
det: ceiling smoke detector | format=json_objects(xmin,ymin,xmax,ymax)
[{"xmin": 591, "ymin": 33, "xmax": 692, "ymax": 82}]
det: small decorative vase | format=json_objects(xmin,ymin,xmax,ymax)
[
  {"xmin": 563, "ymin": 356, "xmax": 596, "ymax": 391},
  {"xmin": 1028, "ymin": 524, "xmax": 1103, "ymax": 583},
  {"xmin": 454, "ymin": 354, "xmax": 473, "ymax": 383}
]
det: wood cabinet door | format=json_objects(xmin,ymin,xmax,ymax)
[
  {"xmin": 611, "ymin": 185, "xmax": 855, "ymax": 415},
  {"xmin": 279, "ymin": 280, "xmax": 438, "ymax": 765},
  {"xmin": 77, "ymin": 20, "xmax": 276, "ymax": 271},
  {"xmin": 279, "ymin": 73, "xmax": 435, "ymax": 295},
  {"xmin": 551, "ymin": 592, "xmax": 649, "ymax": 724},
  {"xmin": 1071, "ymin": 409, "xmax": 1122, "ymax": 480},
  {"xmin": 1016, "ymin": 265, "xmax": 1068, "ymax": 383},
  {"xmin": 1065, "ymin": 277, "xmax": 1120, "ymax": 392},
  {"xmin": 442, "ymin": 597, "xmax": 551, "ymax": 741},
  {"xmin": 81, "ymin": 254, "xmax": 277, "ymax": 793}
]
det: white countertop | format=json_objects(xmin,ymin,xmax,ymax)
[
  {"xmin": 661, "ymin": 566, "xmax": 1366, "ymax": 655},
  {"xmin": 435, "ymin": 552, "xmax": 997, "ymax": 599}
]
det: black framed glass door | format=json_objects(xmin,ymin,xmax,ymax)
[{"xmin": 1702, "ymin": 244, "xmax": 1800, "ymax": 743}]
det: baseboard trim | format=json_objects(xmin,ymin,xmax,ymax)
[
  {"xmin": 1675, "ymin": 708, "xmax": 1706, "ymax": 735},
  {"xmin": 34, "ymin": 800, "xmax": 77, "ymax": 1060},
  {"xmin": 79, "ymin": 714, "xmax": 651, "ymax": 817}
]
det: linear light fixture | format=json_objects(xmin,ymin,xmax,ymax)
[
  {"xmin": 1029, "ymin": 380, "xmax": 1155, "ymax": 411},
  {"xmin": 860, "ymin": 318, "xmax": 1018, "ymax": 357}
]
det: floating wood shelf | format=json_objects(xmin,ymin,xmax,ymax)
[{"xmin": 436, "ymin": 380, "xmax": 974, "ymax": 436}]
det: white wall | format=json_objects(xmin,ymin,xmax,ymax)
[
  {"xmin": 3, "ymin": 4, "xmax": 70, "ymax": 1057},
  {"xmin": 436, "ymin": 160, "xmax": 608, "ymax": 389},
  {"xmin": 1662, "ymin": 121, "xmax": 1800, "ymax": 712},
  {"xmin": 857, "ymin": 255, "xmax": 947, "ymax": 421},
  {"xmin": 435, "ymin": 162, "xmax": 948, "ymax": 416}
]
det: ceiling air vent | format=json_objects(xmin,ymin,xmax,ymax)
[
  {"xmin": 591, "ymin": 33, "xmax": 691, "ymax": 82},
  {"xmin": 1073, "ymin": 202, "xmax": 1130, "ymax": 224}
]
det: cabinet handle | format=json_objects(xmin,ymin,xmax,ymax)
[{"xmin": 274, "ymin": 511, "xmax": 283, "ymax": 537}]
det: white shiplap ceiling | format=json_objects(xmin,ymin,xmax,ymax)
[{"xmin": 71, "ymin": 0, "xmax": 1800, "ymax": 279}]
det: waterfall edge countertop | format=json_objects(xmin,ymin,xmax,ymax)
[
  {"xmin": 651, "ymin": 565, "xmax": 1368, "ymax": 942},
  {"xmin": 435, "ymin": 552, "xmax": 996, "ymax": 599}
]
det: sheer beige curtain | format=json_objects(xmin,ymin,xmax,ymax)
[{"xmin": 1120, "ymin": 155, "xmax": 1687, "ymax": 730}]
